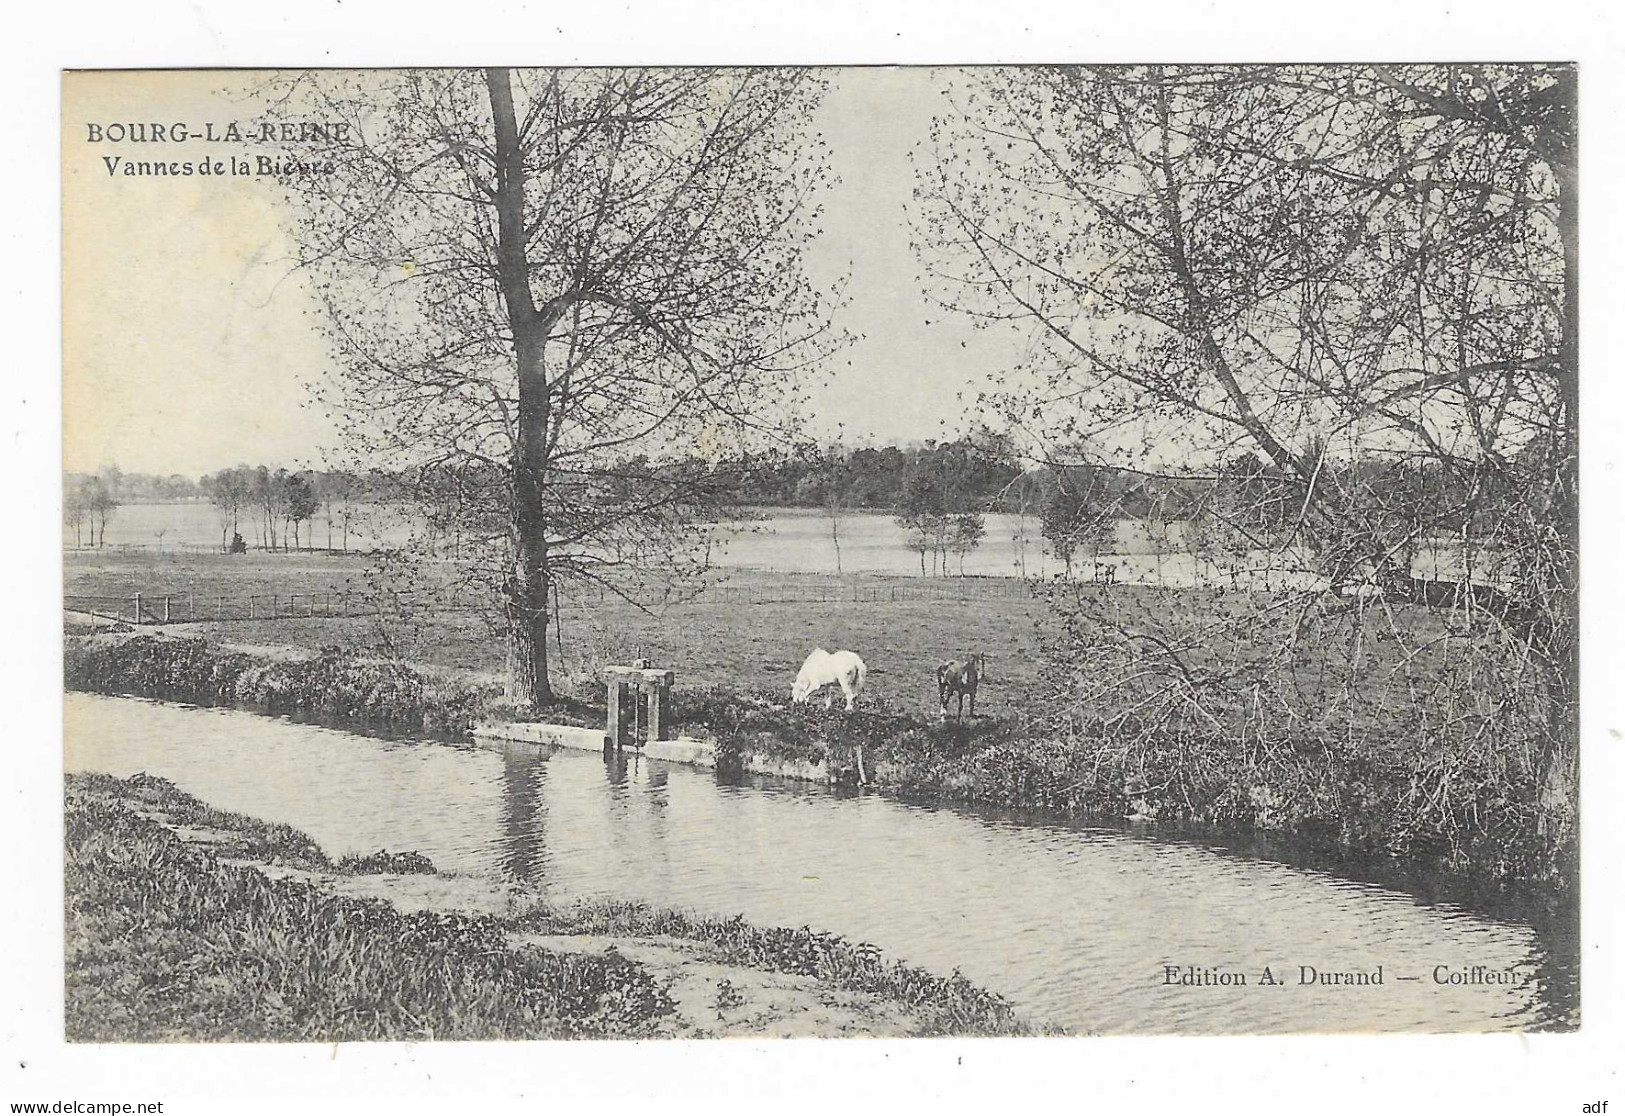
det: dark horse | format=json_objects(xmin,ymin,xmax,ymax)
[{"xmin": 936, "ymin": 653, "xmax": 986, "ymax": 720}]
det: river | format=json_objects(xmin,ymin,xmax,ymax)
[{"xmin": 63, "ymin": 692, "xmax": 1575, "ymax": 1034}]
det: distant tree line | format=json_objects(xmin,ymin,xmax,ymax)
[
  {"xmin": 61, "ymin": 465, "xmax": 200, "ymax": 505},
  {"xmin": 717, "ymin": 438, "xmax": 1024, "ymax": 512},
  {"xmin": 69, "ymin": 444, "xmax": 1504, "ymax": 570},
  {"xmin": 64, "ymin": 465, "xmax": 180, "ymax": 549},
  {"xmin": 63, "ymin": 472, "xmax": 120, "ymax": 548},
  {"xmin": 1032, "ymin": 451, "xmax": 1508, "ymax": 578},
  {"xmin": 712, "ymin": 436, "xmax": 1502, "ymax": 577},
  {"xmin": 198, "ymin": 466, "xmax": 370, "ymax": 553}
]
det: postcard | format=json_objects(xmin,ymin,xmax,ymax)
[{"xmin": 59, "ymin": 63, "xmax": 1579, "ymax": 1043}]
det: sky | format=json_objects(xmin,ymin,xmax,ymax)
[{"xmin": 61, "ymin": 68, "xmax": 1014, "ymax": 478}]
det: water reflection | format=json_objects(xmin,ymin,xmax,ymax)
[
  {"xmin": 63, "ymin": 692, "xmax": 1577, "ymax": 1033},
  {"xmin": 498, "ymin": 749, "xmax": 549, "ymax": 884}
]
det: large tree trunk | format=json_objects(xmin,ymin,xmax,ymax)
[{"xmin": 489, "ymin": 66, "xmax": 554, "ymax": 709}]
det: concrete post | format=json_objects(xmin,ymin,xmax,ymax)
[
  {"xmin": 606, "ymin": 679, "xmax": 631, "ymax": 752},
  {"xmin": 645, "ymin": 670, "xmax": 674, "ymax": 742}
]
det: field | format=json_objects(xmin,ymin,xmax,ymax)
[
  {"xmin": 64, "ymin": 549, "xmax": 1049, "ymax": 717},
  {"xmin": 62, "ymin": 547, "xmax": 1479, "ymax": 730},
  {"xmin": 63, "ymin": 545, "xmax": 1492, "ymax": 735}
]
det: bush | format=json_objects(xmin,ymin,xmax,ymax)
[{"xmin": 65, "ymin": 635, "xmax": 493, "ymax": 736}]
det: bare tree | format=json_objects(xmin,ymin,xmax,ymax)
[
  {"xmin": 251, "ymin": 466, "xmax": 287, "ymax": 551},
  {"xmin": 287, "ymin": 473, "xmax": 319, "ymax": 550},
  {"xmin": 826, "ymin": 489, "xmax": 845, "ymax": 575},
  {"xmin": 916, "ymin": 64, "xmax": 1576, "ymax": 877},
  {"xmin": 84, "ymin": 477, "xmax": 118, "ymax": 548},
  {"xmin": 276, "ymin": 68, "xmax": 844, "ymax": 707},
  {"xmin": 949, "ymin": 512, "xmax": 985, "ymax": 575},
  {"xmin": 204, "ymin": 466, "xmax": 249, "ymax": 552},
  {"xmin": 64, "ymin": 480, "xmax": 88, "ymax": 548},
  {"xmin": 1040, "ymin": 465, "xmax": 1116, "ymax": 579}
]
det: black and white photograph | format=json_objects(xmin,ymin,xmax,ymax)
[
  {"xmin": 8, "ymin": 3, "xmax": 1625, "ymax": 1103},
  {"xmin": 53, "ymin": 60, "xmax": 1581, "ymax": 1041}
]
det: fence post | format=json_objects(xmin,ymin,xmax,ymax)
[
  {"xmin": 272, "ymin": 594, "xmax": 278, "ymax": 618},
  {"xmin": 133, "ymin": 594, "xmax": 142, "ymax": 625},
  {"xmin": 163, "ymin": 595, "xmax": 171, "ymax": 623}
]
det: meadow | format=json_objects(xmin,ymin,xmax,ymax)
[
  {"xmin": 63, "ymin": 546, "xmax": 1461, "ymax": 730},
  {"xmin": 65, "ymin": 548, "xmax": 1049, "ymax": 717}
]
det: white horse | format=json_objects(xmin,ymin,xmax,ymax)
[{"xmin": 791, "ymin": 648, "xmax": 868, "ymax": 711}]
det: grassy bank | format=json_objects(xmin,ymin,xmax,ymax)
[
  {"xmin": 683, "ymin": 687, "xmax": 1563, "ymax": 896},
  {"xmin": 66, "ymin": 631, "xmax": 1565, "ymax": 896},
  {"xmin": 65, "ymin": 773, "xmax": 1028, "ymax": 1040},
  {"xmin": 64, "ymin": 633, "xmax": 499, "ymax": 736},
  {"xmin": 66, "ymin": 774, "xmax": 675, "ymax": 1041}
]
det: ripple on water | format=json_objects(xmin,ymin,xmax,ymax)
[{"xmin": 64, "ymin": 692, "xmax": 1572, "ymax": 1033}]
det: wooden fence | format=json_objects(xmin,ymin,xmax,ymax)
[
  {"xmin": 63, "ymin": 591, "xmax": 396, "ymax": 625},
  {"xmin": 64, "ymin": 576, "xmax": 1040, "ymax": 627},
  {"xmin": 64, "ymin": 542, "xmax": 370, "ymax": 556},
  {"xmin": 693, "ymin": 578, "xmax": 1036, "ymax": 606}
]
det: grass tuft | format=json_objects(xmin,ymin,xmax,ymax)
[{"xmin": 337, "ymin": 849, "xmax": 437, "ymax": 875}]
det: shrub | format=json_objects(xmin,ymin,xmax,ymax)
[{"xmin": 65, "ymin": 635, "xmax": 494, "ymax": 736}]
